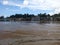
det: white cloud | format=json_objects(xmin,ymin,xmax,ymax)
[
  {"xmin": 23, "ymin": 0, "xmax": 28, "ymax": 6},
  {"xmin": 1, "ymin": 0, "xmax": 60, "ymax": 15},
  {"xmin": 2, "ymin": 0, "xmax": 9, "ymax": 5},
  {"xmin": 23, "ymin": 0, "xmax": 60, "ymax": 14},
  {"xmin": 2, "ymin": 0, "xmax": 22, "ymax": 7}
]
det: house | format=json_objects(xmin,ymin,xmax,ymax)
[{"xmin": 31, "ymin": 16, "xmax": 40, "ymax": 21}]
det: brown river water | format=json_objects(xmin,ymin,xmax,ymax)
[
  {"xmin": 0, "ymin": 21, "xmax": 60, "ymax": 45},
  {"xmin": 0, "ymin": 21, "xmax": 60, "ymax": 31}
]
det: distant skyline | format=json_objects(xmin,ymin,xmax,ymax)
[{"xmin": 0, "ymin": 0, "xmax": 60, "ymax": 17}]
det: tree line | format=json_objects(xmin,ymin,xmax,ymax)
[{"xmin": 0, "ymin": 13, "xmax": 60, "ymax": 21}]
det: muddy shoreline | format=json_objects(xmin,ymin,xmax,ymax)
[{"xmin": 0, "ymin": 30, "xmax": 60, "ymax": 45}]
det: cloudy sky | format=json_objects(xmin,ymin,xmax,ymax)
[{"xmin": 0, "ymin": 0, "xmax": 60, "ymax": 17}]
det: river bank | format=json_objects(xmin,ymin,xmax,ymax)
[{"xmin": 0, "ymin": 30, "xmax": 60, "ymax": 45}]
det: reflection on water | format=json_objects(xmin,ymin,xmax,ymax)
[{"xmin": 0, "ymin": 21, "xmax": 60, "ymax": 31}]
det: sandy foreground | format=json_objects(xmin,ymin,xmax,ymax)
[{"xmin": 0, "ymin": 30, "xmax": 60, "ymax": 45}]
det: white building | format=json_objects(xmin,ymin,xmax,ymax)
[{"xmin": 31, "ymin": 16, "xmax": 40, "ymax": 21}]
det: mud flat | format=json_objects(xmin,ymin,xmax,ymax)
[{"xmin": 0, "ymin": 30, "xmax": 60, "ymax": 45}]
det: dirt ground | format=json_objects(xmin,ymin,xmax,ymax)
[{"xmin": 0, "ymin": 30, "xmax": 60, "ymax": 45}]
